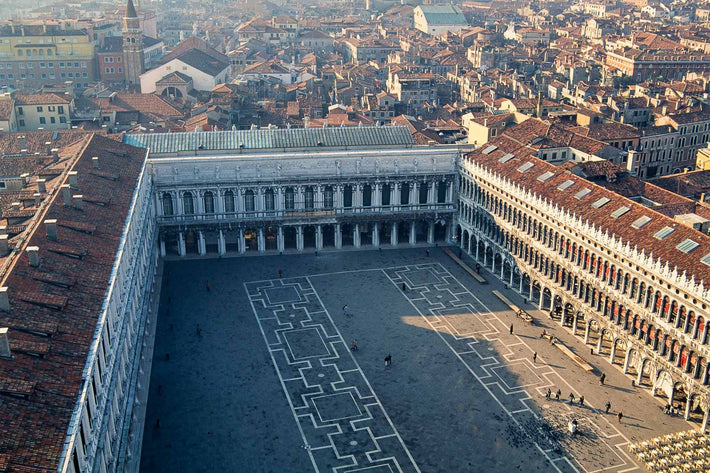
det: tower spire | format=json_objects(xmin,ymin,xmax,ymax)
[{"xmin": 126, "ymin": 0, "xmax": 138, "ymax": 19}]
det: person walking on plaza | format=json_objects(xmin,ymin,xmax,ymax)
[
  {"xmin": 578, "ymin": 395, "xmax": 584, "ymax": 406},
  {"xmin": 343, "ymin": 305, "xmax": 349, "ymax": 317},
  {"xmin": 569, "ymin": 392, "xmax": 575, "ymax": 404},
  {"xmin": 599, "ymin": 373, "xmax": 606, "ymax": 385},
  {"xmin": 402, "ymin": 283, "xmax": 406, "ymax": 291},
  {"xmin": 545, "ymin": 388, "xmax": 551, "ymax": 399},
  {"xmin": 605, "ymin": 401, "xmax": 611, "ymax": 414},
  {"xmin": 384, "ymin": 354, "xmax": 392, "ymax": 366},
  {"xmin": 532, "ymin": 352, "xmax": 537, "ymax": 363},
  {"xmin": 426, "ymin": 249, "xmax": 430, "ymax": 257},
  {"xmin": 350, "ymin": 340, "xmax": 358, "ymax": 351},
  {"xmin": 617, "ymin": 412, "xmax": 623, "ymax": 423},
  {"xmin": 555, "ymin": 389, "xmax": 561, "ymax": 401},
  {"xmin": 278, "ymin": 269, "xmax": 283, "ymax": 278},
  {"xmin": 510, "ymin": 324, "xmax": 514, "ymax": 334}
]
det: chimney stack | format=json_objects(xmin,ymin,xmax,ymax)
[
  {"xmin": 45, "ymin": 219, "xmax": 57, "ymax": 241},
  {"xmin": 10, "ymin": 202, "xmax": 19, "ymax": 212},
  {"xmin": 92, "ymin": 156, "xmax": 99, "ymax": 169},
  {"xmin": 37, "ymin": 178, "xmax": 46, "ymax": 193},
  {"xmin": 0, "ymin": 327, "xmax": 10, "ymax": 358},
  {"xmin": 68, "ymin": 171, "xmax": 78, "ymax": 188},
  {"xmin": 61, "ymin": 184, "xmax": 71, "ymax": 206},
  {"xmin": 0, "ymin": 235, "xmax": 8, "ymax": 257},
  {"xmin": 45, "ymin": 141, "xmax": 52, "ymax": 155},
  {"xmin": 33, "ymin": 192, "xmax": 41, "ymax": 206},
  {"xmin": 26, "ymin": 246, "xmax": 39, "ymax": 267},
  {"xmin": 0, "ymin": 287, "xmax": 9, "ymax": 312},
  {"xmin": 73, "ymin": 195, "xmax": 83, "ymax": 210},
  {"xmin": 51, "ymin": 148, "xmax": 59, "ymax": 162}
]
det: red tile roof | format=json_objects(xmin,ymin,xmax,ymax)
[{"xmin": 0, "ymin": 134, "xmax": 147, "ymax": 472}]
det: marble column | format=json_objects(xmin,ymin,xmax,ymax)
[
  {"xmin": 372, "ymin": 222, "xmax": 380, "ymax": 247},
  {"xmin": 427, "ymin": 222, "xmax": 435, "ymax": 244},
  {"xmin": 238, "ymin": 229, "xmax": 246, "ymax": 254},
  {"xmin": 427, "ymin": 182, "xmax": 435, "ymax": 205},
  {"xmin": 316, "ymin": 225, "xmax": 323, "ymax": 250},
  {"xmin": 335, "ymin": 224, "xmax": 342, "ymax": 249},
  {"xmin": 354, "ymin": 224, "xmax": 361, "ymax": 248},
  {"xmin": 159, "ymin": 237, "xmax": 166, "ymax": 257},
  {"xmin": 296, "ymin": 225, "xmax": 304, "ymax": 251},
  {"xmin": 409, "ymin": 221, "xmax": 416, "ymax": 245},
  {"xmin": 391, "ymin": 222, "xmax": 398, "ymax": 246},
  {"xmin": 218, "ymin": 230, "xmax": 226, "ymax": 256},
  {"xmin": 197, "ymin": 231, "xmax": 206, "ymax": 255},
  {"xmin": 584, "ymin": 321, "xmax": 591, "ymax": 345},
  {"xmin": 258, "ymin": 228, "xmax": 265, "ymax": 253},
  {"xmin": 277, "ymin": 226, "xmax": 284, "ymax": 252},
  {"xmin": 178, "ymin": 232, "xmax": 186, "ymax": 256}
]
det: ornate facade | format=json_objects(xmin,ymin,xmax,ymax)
[{"xmin": 458, "ymin": 145, "xmax": 710, "ymax": 430}]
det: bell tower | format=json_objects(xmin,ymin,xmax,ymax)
[{"xmin": 123, "ymin": 0, "xmax": 144, "ymax": 87}]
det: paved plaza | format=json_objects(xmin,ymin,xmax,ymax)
[{"xmin": 140, "ymin": 247, "xmax": 691, "ymax": 473}]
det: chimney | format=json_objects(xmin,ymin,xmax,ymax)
[
  {"xmin": 92, "ymin": 156, "xmax": 99, "ymax": 169},
  {"xmin": 0, "ymin": 327, "xmax": 10, "ymax": 358},
  {"xmin": 37, "ymin": 178, "xmax": 46, "ymax": 193},
  {"xmin": 45, "ymin": 141, "xmax": 52, "ymax": 155},
  {"xmin": 0, "ymin": 288, "xmax": 9, "ymax": 312},
  {"xmin": 10, "ymin": 202, "xmax": 19, "ymax": 212},
  {"xmin": 33, "ymin": 192, "xmax": 41, "ymax": 206},
  {"xmin": 61, "ymin": 185, "xmax": 71, "ymax": 206},
  {"xmin": 73, "ymin": 195, "xmax": 83, "ymax": 210},
  {"xmin": 701, "ymin": 193, "xmax": 706, "ymax": 203},
  {"xmin": 51, "ymin": 148, "xmax": 59, "ymax": 162},
  {"xmin": 45, "ymin": 219, "xmax": 57, "ymax": 241},
  {"xmin": 0, "ymin": 235, "xmax": 8, "ymax": 257},
  {"xmin": 26, "ymin": 246, "xmax": 39, "ymax": 267},
  {"xmin": 68, "ymin": 171, "xmax": 78, "ymax": 188}
]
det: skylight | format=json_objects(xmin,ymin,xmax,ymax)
[
  {"xmin": 610, "ymin": 206, "xmax": 631, "ymax": 219},
  {"xmin": 701, "ymin": 253, "xmax": 710, "ymax": 266},
  {"xmin": 499, "ymin": 153, "xmax": 514, "ymax": 163},
  {"xmin": 631, "ymin": 215, "xmax": 651, "ymax": 229},
  {"xmin": 537, "ymin": 171, "xmax": 555, "ymax": 182},
  {"xmin": 677, "ymin": 239, "xmax": 699, "ymax": 253},
  {"xmin": 517, "ymin": 162, "xmax": 534, "ymax": 172},
  {"xmin": 653, "ymin": 226, "xmax": 675, "ymax": 240},
  {"xmin": 591, "ymin": 197, "xmax": 611, "ymax": 209},
  {"xmin": 482, "ymin": 145, "xmax": 498, "ymax": 155},
  {"xmin": 557, "ymin": 180, "xmax": 575, "ymax": 191},
  {"xmin": 574, "ymin": 188, "xmax": 592, "ymax": 199}
]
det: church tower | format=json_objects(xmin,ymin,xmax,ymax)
[{"xmin": 123, "ymin": 0, "xmax": 144, "ymax": 87}]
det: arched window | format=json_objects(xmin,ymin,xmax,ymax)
[
  {"xmin": 400, "ymin": 183, "xmax": 410, "ymax": 205},
  {"xmin": 381, "ymin": 184, "xmax": 391, "ymax": 206},
  {"xmin": 418, "ymin": 182, "xmax": 428, "ymax": 204},
  {"xmin": 182, "ymin": 192, "xmax": 195, "ymax": 214},
  {"xmin": 162, "ymin": 192, "xmax": 173, "ymax": 216},
  {"xmin": 343, "ymin": 185, "xmax": 353, "ymax": 208},
  {"xmin": 305, "ymin": 186, "xmax": 314, "ymax": 210},
  {"xmin": 244, "ymin": 189, "xmax": 255, "ymax": 212},
  {"xmin": 264, "ymin": 189, "xmax": 275, "ymax": 211},
  {"xmin": 362, "ymin": 184, "xmax": 372, "ymax": 207},
  {"xmin": 203, "ymin": 191, "xmax": 215, "ymax": 213},
  {"xmin": 437, "ymin": 181, "xmax": 447, "ymax": 203},
  {"xmin": 224, "ymin": 190, "xmax": 235, "ymax": 213},
  {"xmin": 324, "ymin": 186, "xmax": 334, "ymax": 209},
  {"xmin": 285, "ymin": 187, "xmax": 295, "ymax": 210}
]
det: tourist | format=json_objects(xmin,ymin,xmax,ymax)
[
  {"xmin": 569, "ymin": 393, "xmax": 575, "ymax": 404},
  {"xmin": 605, "ymin": 401, "xmax": 611, "ymax": 414},
  {"xmin": 350, "ymin": 340, "xmax": 358, "ymax": 351},
  {"xmin": 545, "ymin": 388, "xmax": 551, "ymax": 399},
  {"xmin": 599, "ymin": 373, "xmax": 606, "ymax": 385},
  {"xmin": 510, "ymin": 324, "xmax": 514, "ymax": 334},
  {"xmin": 579, "ymin": 395, "xmax": 584, "ymax": 406},
  {"xmin": 385, "ymin": 354, "xmax": 392, "ymax": 366},
  {"xmin": 278, "ymin": 269, "xmax": 283, "ymax": 278},
  {"xmin": 532, "ymin": 352, "xmax": 537, "ymax": 363},
  {"xmin": 343, "ymin": 305, "xmax": 349, "ymax": 317},
  {"xmin": 617, "ymin": 412, "xmax": 623, "ymax": 423},
  {"xmin": 426, "ymin": 249, "xmax": 430, "ymax": 257},
  {"xmin": 205, "ymin": 280, "xmax": 210, "ymax": 292},
  {"xmin": 555, "ymin": 389, "xmax": 561, "ymax": 401}
]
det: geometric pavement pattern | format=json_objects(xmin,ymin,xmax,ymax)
[
  {"xmin": 245, "ymin": 263, "xmax": 642, "ymax": 473},
  {"xmin": 245, "ymin": 277, "xmax": 421, "ymax": 473},
  {"xmin": 384, "ymin": 263, "xmax": 640, "ymax": 473}
]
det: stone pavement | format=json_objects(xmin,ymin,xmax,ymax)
[{"xmin": 140, "ymin": 247, "xmax": 691, "ymax": 473}]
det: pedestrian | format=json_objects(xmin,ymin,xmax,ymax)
[
  {"xmin": 402, "ymin": 283, "xmax": 406, "ymax": 291},
  {"xmin": 278, "ymin": 269, "xmax": 283, "ymax": 278},
  {"xmin": 532, "ymin": 352, "xmax": 537, "ymax": 363},
  {"xmin": 617, "ymin": 412, "xmax": 623, "ymax": 423},
  {"xmin": 384, "ymin": 354, "xmax": 392, "ymax": 366},
  {"xmin": 555, "ymin": 389, "xmax": 561, "ymax": 401},
  {"xmin": 350, "ymin": 340, "xmax": 358, "ymax": 351},
  {"xmin": 590, "ymin": 347, "xmax": 594, "ymax": 355},
  {"xmin": 599, "ymin": 373, "xmax": 606, "ymax": 385},
  {"xmin": 509, "ymin": 324, "xmax": 514, "ymax": 334},
  {"xmin": 155, "ymin": 418, "xmax": 161, "ymax": 429},
  {"xmin": 540, "ymin": 329, "xmax": 547, "ymax": 338},
  {"xmin": 569, "ymin": 393, "xmax": 575, "ymax": 404},
  {"xmin": 545, "ymin": 388, "xmax": 551, "ymax": 399},
  {"xmin": 196, "ymin": 324, "xmax": 202, "ymax": 336},
  {"xmin": 605, "ymin": 401, "xmax": 611, "ymax": 414},
  {"xmin": 257, "ymin": 289, "xmax": 261, "ymax": 295},
  {"xmin": 205, "ymin": 280, "xmax": 210, "ymax": 292},
  {"xmin": 579, "ymin": 395, "xmax": 584, "ymax": 406},
  {"xmin": 426, "ymin": 249, "xmax": 430, "ymax": 257},
  {"xmin": 343, "ymin": 305, "xmax": 349, "ymax": 317},
  {"xmin": 631, "ymin": 379, "xmax": 635, "ymax": 388},
  {"xmin": 165, "ymin": 353, "xmax": 170, "ymax": 361}
]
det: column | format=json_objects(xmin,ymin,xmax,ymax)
[
  {"xmin": 537, "ymin": 290, "xmax": 543, "ymax": 310},
  {"xmin": 703, "ymin": 407, "xmax": 710, "ymax": 433},
  {"xmin": 636, "ymin": 364, "xmax": 644, "ymax": 386},
  {"xmin": 335, "ymin": 185, "xmax": 344, "ymax": 210},
  {"xmin": 197, "ymin": 231, "xmax": 206, "ymax": 255},
  {"xmin": 354, "ymin": 184, "xmax": 363, "ymax": 212},
  {"xmin": 238, "ymin": 229, "xmax": 245, "ymax": 254},
  {"xmin": 296, "ymin": 225, "xmax": 304, "ymax": 251},
  {"xmin": 178, "ymin": 232, "xmax": 186, "ymax": 256},
  {"xmin": 393, "ymin": 182, "xmax": 401, "ymax": 207},
  {"xmin": 528, "ymin": 280, "xmax": 534, "ymax": 300},
  {"xmin": 296, "ymin": 186, "xmax": 304, "ymax": 210},
  {"xmin": 159, "ymin": 237, "xmax": 166, "ymax": 257},
  {"xmin": 446, "ymin": 180, "xmax": 453, "ymax": 203},
  {"xmin": 427, "ymin": 181, "xmax": 435, "ymax": 205},
  {"xmin": 609, "ymin": 341, "xmax": 616, "ymax": 364},
  {"xmin": 276, "ymin": 187, "xmax": 284, "ymax": 211},
  {"xmin": 277, "ymin": 226, "xmax": 284, "ymax": 252},
  {"xmin": 584, "ymin": 321, "xmax": 591, "ymax": 344},
  {"xmin": 427, "ymin": 222, "xmax": 434, "ymax": 244},
  {"xmin": 519, "ymin": 275, "xmax": 524, "ymax": 294},
  {"xmin": 596, "ymin": 333, "xmax": 604, "ymax": 354},
  {"xmin": 409, "ymin": 221, "xmax": 416, "ymax": 245},
  {"xmin": 354, "ymin": 224, "xmax": 361, "ymax": 248},
  {"xmin": 391, "ymin": 222, "xmax": 398, "ymax": 246},
  {"xmin": 316, "ymin": 225, "xmax": 323, "ymax": 250},
  {"xmin": 623, "ymin": 348, "xmax": 632, "ymax": 373},
  {"xmin": 572, "ymin": 312, "xmax": 579, "ymax": 332},
  {"xmin": 335, "ymin": 224, "xmax": 342, "ymax": 249},
  {"xmin": 372, "ymin": 222, "xmax": 380, "ymax": 247},
  {"xmin": 685, "ymin": 396, "xmax": 693, "ymax": 421},
  {"xmin": 491, "ymin": 254, "xmax": 496, "ymax": 275},
  {"xmin": 258, "ymin": 228, "xmax": 265, "ymax": 253},
  {"xmin": 509, "ymin": 268, "xmax": 514, "ymax": 287},
  {"xmin": 374, "ymin": 183, "xmax": 382, "ymax": 209},
  {"xmin": 315, "ymin": 185, "xmax": 324, "ymax": 210},
  {"xmin": 409, "ymin": 182, "xmax": 416, "ymax": 209},
  {"xmin": 475, "ymin": 241, "xmax": 480, "ymax": 260},
  {"xmin": 218, "ymin": 230, "xmax": 226, "ymax": 256}
]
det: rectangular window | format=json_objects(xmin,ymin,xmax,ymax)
[
  {"xmin": 17, "ymin": 107, "xmax": 23, "ymax": 115},
  {"xmin": 591, "ymin": 197, "xmax": 610, "ymax": 209},
  {"xmin": 58, "ymin": 106, "xmax": 64, "ymax": 114},
  {"xmin": 39, "ymin": 117, "xmax": 46, "ymax": 124},
  {"xmin": 59, "ymin": 116, "xmax": 66, "ymax": 123},
  {"xmin": 36, "ymin": 106, "xmax": 43, "ymax": 112},
  {"xmin": 50, "ymin": 117, "xmax": 55, "ymax": 124},
  {"xmin": 677, "ymin": 239, "xmax": 699, "ymax": 253},
  {"xmin": 653, "ymin": 226, "xmax": 675, "ymax": 240},
  {"xmin": 18, "ymin": 119, "xmax": 24, "ymax": 127}
]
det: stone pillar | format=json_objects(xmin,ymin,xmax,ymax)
[
  {"xmin": 528, "ymin": 280, "xmax": 534, "ymax": 301},
  {"xmin": 519, "ymin": 275, "xmax": 524, "ymax": 294},
  {"xmin": 446, "ymin": 180, "xmax": 453, "ymax": 203},
  {"xmin": 372, "ymin": 222, "xmax": 380, "ymax": 247},
  {"xmin": 409, "ymin": 182, "xmax": 416, "ymax": 208},
  {"xmin": 427, "ymin": 221, "xmax": 435, "ymax": 244},
  {"xmin": 296, "ymin": 226, "xmax": 304, "ymax": 251},
  {"xmin": 335, "ymin": 224, "xmax": 342, "ymax": 249},
  {"xmin": 354, "ymin": 224, "xmax": 361, "ymax": 248},
  {"xmin": 258, "ymin": 228, "xmax": 265, "ymax": 253},
  {"xmin": 393, "ymin": 182, "xmax": 400, "ymax": 207},
  {"xmin": 218, "ymin": 230, "xmax": 226, "ymax": 256},
  {"xmin": 178, "ymin": 232, "xmax": 186, "ymax": 256},
  {"xmin": 409, "ymin": 221, "xmax": 416, "ymax": 245},
  {"xmin": 509, "ymin": 269, "xmax": 514, "ymax": 287},
  {"xmin": 596, "ymin": 333, "xmax": 604, "ymax": 354},
  {"xmin": 584, "ymin": 321, "xmax": 591, "ymax": 344},
  {"xmin": 685, "ymin": 396, "xmax": 693, "ymax": 421},
  {"xmin": 159, "ymin": 237, "xmax": 166, "ymax": 257},
  {"xmin": 475, "ymin": 241, "xmax": 480, "ymax": 260},
  {"xmin": 315, "ymin": 185, "xmax": 324, "ymax": 210},
  {"xmin": 277, "ymin": 226, "xmax": 284, "ymax": 252},
  {"xmin": 374, "ymin": 183, "xmax": 382, "ymax": 208},
  {"xmin": 427, "ymin": 181, "xmax": 435, "ymax": 205},
  {"xmin": 354, "ymin": 184, "xmax": 363, "ymax": 212},
  {"xmin": 491, "ymin": 253, "xmax": 496, "ymax": 274},
  {"xmin": 636, "ymin": 365, "xmax": 644, "ymax": 386},
  {"xmin": 703, "ymin": 323, "xmax": 710, "ymax": 345},
  {"xmin": 197, "ymin": 231, "xmax": 206, "ymax": 255},
  {"xmin": 537, "ymin": 290, "xmax": 543, "ymax": 310},
  {"xmin": 238, "ymin": 229, "xmax": 246, "ymax": 254},
  {"xmin": 623, "ymin": 349, "xmax": 632, "ymax": 373},
  {"xmin": 316, "ymin": 225, "xmax": 323, "ymax": 250},
  {"xmin": 693, "ymin": 317, "xmax": 701, "ymax": 339},
  {"xmin": 609, "ymin": 341, "xmax": 616, "ymax": 364},
  {"xmin": 572, "ymin": 312, "xmax": 579, "ymax": 332},
  {"xmin": 391, "ymin": 222, "xmax": 398, "ymax": 246},
  {"xmin": 702, "ymin": 407, "xmax": 710, "ymax": 433}
]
